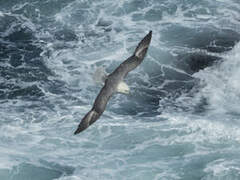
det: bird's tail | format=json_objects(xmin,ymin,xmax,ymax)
[
  {"xmin": 74, "ymin": 110, "xmax": 99, "ymax": 134},
  {"xmin": 134, "ymin": 31, "xmax": 152, "ymax": 59}
]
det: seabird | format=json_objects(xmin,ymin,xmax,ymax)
[{"xmin": 74, "ymin": 31, "xmax": 152, "ymax": 134}]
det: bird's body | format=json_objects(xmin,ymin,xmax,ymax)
[{"xmin": 74, "ymin": 31, "xmax": 152, "ymax": 134}]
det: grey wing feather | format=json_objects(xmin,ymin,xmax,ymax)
[
  {"xmin": 92, "ymin": 83, "xmax": 114, "ymax": 114},
  {"xmin": 110, "ymin": 31, "xmax": 152, "ymax": 78},
  {"xmin": 74, "ymin": 83, "xmax": 114, "ymax": 134}
]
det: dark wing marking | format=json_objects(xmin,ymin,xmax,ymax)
[
  {"xmin": 74, "ymin": 83, "xmax": 114, "ymax": 134},
  {"xmin": 74, "ymin": 31, "xmax": 152, "ymax": 134},
  {"xmin": 110, "ymin": 31, "xmax": 152, "ymax": 79}
]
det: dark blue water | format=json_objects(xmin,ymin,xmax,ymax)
[{"xmin": 0, "ymin": 0, "xmax": 240, "ymax": 179}]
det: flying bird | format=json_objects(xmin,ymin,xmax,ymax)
[{"xmin": 74, "ymin": 31, "xmax": 152, "ymax": 134}]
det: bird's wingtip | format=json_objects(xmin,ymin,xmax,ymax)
[
  {"xmin": 134, "ymin": 30, "xmax": 152, "ymax": 58},
  {"xmin": 74, "ymin": 122, "xmax": 88, "ymax": 135},
  {"xmin": 146, "ymin": 30, "xmax": 152, "ymax": 38},
  {"xmin": 74, "ymin": 127, "xmax": 81, "ymax": 135},
  {"xmin": 147, "ymin": 30, "xmax": 152, "ymax": 41},
  {"xmin": 74, "ymin": 110, "xmax": 99, "ymax": 135},
  {"xmin": 74, "ymin": 130, "xmax": 79, "ymax": 135}
]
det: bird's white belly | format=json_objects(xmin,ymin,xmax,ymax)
[{"xmin": 116, "ymin": 81, "xmax": 130, "ymax": 94}]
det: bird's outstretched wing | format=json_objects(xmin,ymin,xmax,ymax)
[
  {"xmin": 109, "ymin": 31, "xmax": 152, "ymax": 79},
  {"xmin": 74, "ymin": 83, "xmax": 114, "ymax": 134},
  {"xmin": 74, "ymin": 31, "xmax": 152, "ymax": 134}
]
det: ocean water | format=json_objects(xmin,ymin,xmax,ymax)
[{"xmin": 0, "ymin": 0, "xmax": 240, "ymax": 179}]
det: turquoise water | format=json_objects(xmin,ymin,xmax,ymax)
[{"xmin": 0, "ymin": 0, "xmax": 240, "ymax": 179}]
